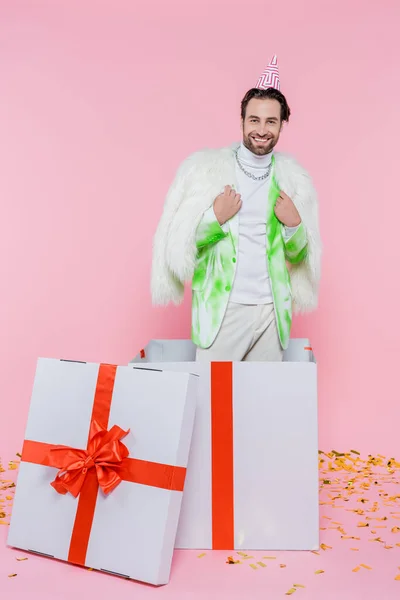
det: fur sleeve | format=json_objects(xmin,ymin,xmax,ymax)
[
  {"xmin": 275, "ymin": 155, "xmax": 322, "ymax": 313},
  {"xmin": 150, "ymin": 159, "xmax": 189, "ymax": 306}
]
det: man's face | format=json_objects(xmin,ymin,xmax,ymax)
[{"xmin": 242, "ymin": 98, "xmax": 283, "ymax": 155}]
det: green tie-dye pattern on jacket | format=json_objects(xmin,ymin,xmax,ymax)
[{"xmin": 191, "ymin": 158, "xmax": 308, "ymax": 350}]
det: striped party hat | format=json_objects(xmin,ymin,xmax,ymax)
[{"xmin": 256, "ymin": 55, "xmax": 280, "ymax": 91}]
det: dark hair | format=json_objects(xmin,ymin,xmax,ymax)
[{"xmin": 241, "ymin": 88, "xmax": 291, "ymax": 123}]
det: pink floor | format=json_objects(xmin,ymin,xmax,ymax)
[{"xmin": 1, "ymin": 448, "xmax": 399, "ymax": 600}]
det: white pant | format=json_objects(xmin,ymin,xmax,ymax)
[{"xmin": 196, "ymin": 302, "xmax": 284, "ymax": 362}]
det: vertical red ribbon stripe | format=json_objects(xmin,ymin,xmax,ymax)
[
  {"xmin": 211, "ymin": 362, "xmax": 234, "ymax": 549},
  {"xmin": 67, "ymin": 364, "xmax": 116, "ymax": 564}
]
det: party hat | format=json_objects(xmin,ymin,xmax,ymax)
[{"xmin": 256, "ymin": 55, "xmax": 280, "ymax": 90}]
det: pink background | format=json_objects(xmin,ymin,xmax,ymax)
[{"xmin": 1, "ymin": 0, "xmax": 400, "ymax": 459}]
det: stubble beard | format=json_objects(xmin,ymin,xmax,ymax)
[{"xmin": 243, "ymin": 133, "xmax": 277, "ymax": 156}]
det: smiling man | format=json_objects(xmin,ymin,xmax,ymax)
[{"xmin": 151, "ymin": 56, "xmax": 322, "ymax": 361}]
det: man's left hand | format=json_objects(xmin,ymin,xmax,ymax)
[{"xmin": 274, "ymin": 191, "xmax": 301, "ymax": 227}]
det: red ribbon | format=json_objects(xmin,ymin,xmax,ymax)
[
  {"xmin": 21, "ymin": 363, "xmax": 187, "ymax": 566},
  {"xmin": 49, "ymin": 420, "xmax": 130, "ymax": 498},
  {"xmin": 211, "ymin": 362, "xmax": 234, "ymax": 549}
]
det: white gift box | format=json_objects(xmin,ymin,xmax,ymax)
[
  {"xmin": 7, "ymin": 358, "xmax": 197, "ymax": 585},
  {"xmin": 131, "ymin": 339, "xmax": 319, "ymax": 550}
]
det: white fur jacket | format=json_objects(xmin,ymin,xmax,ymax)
[{"xmin": 151, "ymin": 143, "xmax": 322, "ymax": 314}]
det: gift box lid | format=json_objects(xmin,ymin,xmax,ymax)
[{"xmin": 7, "ymin": 358, "xmax": 197, "ymax": 585}]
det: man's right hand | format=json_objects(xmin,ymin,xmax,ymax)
[{"xmin": 213, "ymin": 186, "xmax": 242, "ymax": 225}]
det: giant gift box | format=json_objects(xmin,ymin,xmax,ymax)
[
  {"xmin": 8, "ymin": 359, "xmax": 197, "ymax": 585},
  {"xmin": 131, "ymin": 338, "xmax": 319, "ymax": 551}
]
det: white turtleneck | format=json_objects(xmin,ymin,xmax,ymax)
[{"xmin": 227, "ymin": 143, "xmax": 299, "ymax": 305}]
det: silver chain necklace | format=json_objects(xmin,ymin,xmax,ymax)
[{"xmin": 235, "ymin": 147, "xmax": 272, "ymax": 181}]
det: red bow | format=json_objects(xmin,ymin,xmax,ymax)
[{"xmin": 49, "ymin": 420, "xmax": 130, "ymax": 497}]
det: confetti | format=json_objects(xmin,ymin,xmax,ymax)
[
  {"xmin": 392, "ymin": 527, "xmax": 400, "ymax": 533},
  {"xmin": 197, "ymin": 553, "xmax": 206, "ymax": 558},
  {"xmin": 285, "ymin": 589, "xmax": 296, "ymax": 595},
  {"xmin": 395, "ymin": 575, "xmax": 400, "ymax": 581},
  {"xmin": 350, "ymin": 548, "xmax": 359, "ymax": 551},
  {"xmin": 249, "ymin": 564, "xmax": 258, "ymax": 570},
  {"xmin": 294, "ymin": 584, "xmax": 306, "ymax": 588},
  {"xmin": 320, "ymin": 543, "xmax": 332, "ymax": 551},
  {"xmin": 360, "ymin": 564, "xmax": 372, "ymax": 570},
  {"xmin": 262, "ymin": 556, "xmax": 276, "ymax": 560},
  {"xmin": 280, "ymin": 564, "xmax": 287, "ymax": 568},
  {"xmin": 315, "ymin": 570, "xmax": 325, "ymax": 575},
  {"xmin": 16, "ymin": 557, "xmax": 28, "ymax": 562},
  {"xmin": 257, "ymin": 562, "xmax": 267, "ymax": 568},
  {"xmin": 8, "ymin": 574, "xmax": 17, "ymax": 578},
  {"xmin": 352, "ymin": 566, "xmax": 360, "ymax": 573}
]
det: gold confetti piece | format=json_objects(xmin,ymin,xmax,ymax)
[
  {"xmin": 285, "ymin": 588, "xmax": 296, "ymax": 596},
  {"xmin": 357, "ymin": 522, "xmax": 369, "ymax": 527},
  {"xmin": 87, "ymin": 568, "xmax": 93, "ymax": 571},
  {"xmin": 352, "ymin": 566, "xmax": 360, "ymax": 572},
  {"xmin": 262, "ymin": 556, "xmax": 276, "ymax": 559},
  {"xmin": 197, "ymin": 553, "xmax": 206, "ymax": 558},
  {"xmin": 320, "ymin": 543, "xmax": 332, "ymax": 550},
  {"xmin": 397, "ymin": 543, "xmax": 400, "ymax": 547},
  {"xmin": 280, "ymin": 564, "xmax": 287, "ymax": 568},
  {"xmin": 16, "ymin": 557, "xmax": 28, "ymax": 562},
  {"xmin": 6, "ymin": 496, "xmax": 13, "ymax": 500},
  {"xmin": 16, "ymin": 453, "xmax": 22, "ymax": 458},
  {"xmin": 384, "ymin": 545, "xmax": 394, "ymax": 549},
  {"xmin": 294, "ymin": 584, "xmax": 306, "ymax": 588},
  {"xmin": 395, "ymin": 575, "xmax": 400, "ymax": 581},
  {"xmin": 322, "ymin": 516, "xmax": 332, "ymax": 520},
  {"xmin": 311, "ymin": 551, "xmax": 320, "ymax": 555},
  {"xmin": 8, "ymin": 574, "xmax": 17, "ymax": 578},
  {"xmin": 249, "ymin": 564, "xmax": 258, "ymax": 570},
  {"xmin": 392, "ymin": 527, "xmax": 400, "ymax": 533},
  {"xmin": 0, "ymin": 512, "xmax": 5, "ymax": 519},
  {"xmin": 360, "ymin": 564, "xmax": 372, "ymax": 570},
  {"xmin": 315, "ymin": 570, "xmax": 325, "ymax": 575},
  {"xmin": 237, "ymin": 552, "xmax": 250, "ymax": 557},
  {"xmin": 351, "ymin": 450, "xmax": 360, "ymax": 455},
  {"xmin": 257, "ymin": 562, "xmax": 267, "ymax": 568}
]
